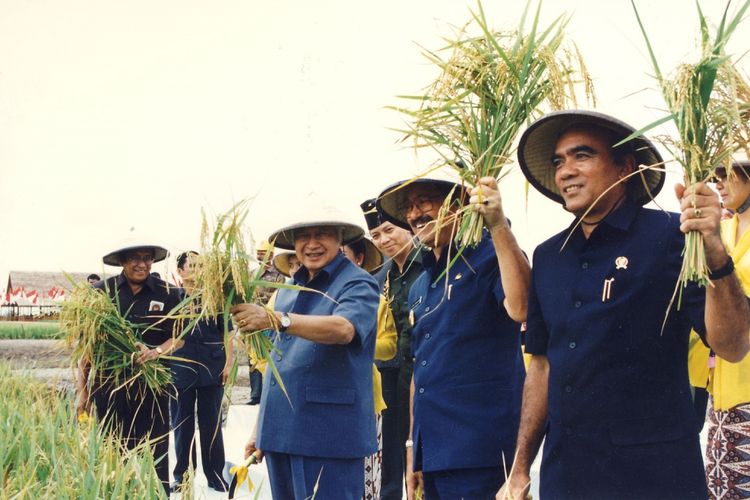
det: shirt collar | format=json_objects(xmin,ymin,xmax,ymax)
[
  {"xmin": 421, "ymin": 230, "xmax": 487, "ymax": 274},
  {"xmin": 566, "ymin": 198, "xmax": 640, "ymax": 250}
]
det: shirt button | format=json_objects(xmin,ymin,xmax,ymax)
[
  {"xmin": 581, "ymin": 262, "xmax": 589, "ymax": 270},
  {"xmin": 430, "ymin": 283, "xmax": 437, "ymax": 289},
  {"xmin": 425, "ymin": 333, "xmax": 431, "ymax": 339},
  {"xmin": 402, "ymin": 281, "xmax": 407, "ymax": 286},
  {"xmin": 421, "ymin": 360, "xmax": 427, "ymax": 366},
  {"xmin": 270, "ymin": 379, "xmax": 276, "ymax": 386},
  {"xmin": 564, "ymin": 385, "xmax": 573, "ymax": 393},
  {"xmin": 574, "ymin": 301, "xmax": 582, "ymax": 309},
  {"xmin": 418, "ymin": 387, "xmax": 425, "ymax": 394},
  {"xmin": 275, "ymin": 355, "xmax": 282, "ymax": 361},
  {"xmin": 569, "ymin": 341, "xmax": 576, "ymax": 349},
  {"xmin": 425, "ymin": 306, "xmax": 430, "ymax": 312}
]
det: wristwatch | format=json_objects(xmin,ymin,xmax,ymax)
[
  {"xmin": 155, "ymin": 346, "xmax": 164, "ymax": 355},
  {"xmin": 279, "ymin": 312, "xmax": 291, "ymax": 332}
]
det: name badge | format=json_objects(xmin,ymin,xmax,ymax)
[{"xmin": 149, "ymin": 300, "xmax": 165, "ymax": 312}]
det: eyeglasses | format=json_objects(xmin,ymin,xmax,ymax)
[
  {"xmin": 396, "ymin": 195, "xmax": 439, "ymax": 218},
  {"xmin": 125, "ymin": 254, "xmax": 154, "ymax": 264}
]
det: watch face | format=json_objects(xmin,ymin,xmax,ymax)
[{"xmin": 281, "ymin": 314, "xmax": 291, "ymax": 328}]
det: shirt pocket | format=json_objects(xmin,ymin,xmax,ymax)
[{"xmin": 305, "ymin": 386, "xmax": 356, "ymax": 405}]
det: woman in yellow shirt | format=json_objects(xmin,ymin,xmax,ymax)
[{"xmin": 693, "ymin": 161, "xmax": 750, "ymax": 498}]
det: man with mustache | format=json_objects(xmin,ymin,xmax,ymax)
[
  {"xmin": 377, "ymin": 177, "xmax": 530, "ymax": 498},
  {"xmin": 500, "ymin": 110, "xmax": 750, "ymax": 499}
]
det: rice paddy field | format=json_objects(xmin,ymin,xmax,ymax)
[
  {"xmin": 0, "ymin": 321, "xmax": 61, "ymax": 340},
  {"xmin": 0, "ymin": 364, "xmax": 165, "ymax": 499}
]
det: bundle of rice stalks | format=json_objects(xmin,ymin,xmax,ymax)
[
  {"xmin": 192, "ymin": 201, "xmax": 291, "ymax": 395},
  {"xmin": 632, "ymin": 0, "xmax": 750, "ymax": 293},
  {"xmin": 391, "ymin": 0, "xmax": 594, "ymax": 247},
  {"xmin": 60, "ymin": 281, "xmax": 172, "ymax": 395},
  {"xmin": 0, "ymin": 364, "xmax": 164, "ymax": 498}
]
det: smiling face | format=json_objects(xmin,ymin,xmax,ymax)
[
  {"xmin": 370, "ymin": 221, "xmax": 413, "ymax": 259},
  {"xmin": 119, "ymin": 248, "xmax": 154, "ymax": 284},
  {"xmin": 293, "ymin": 225, "xmax": 342, "ymax": 277},
  {"xmin": 400, "ymin": 184, "xmax": 454, "ymax": 249},
  {"xmin": 552, "ymin": 126, "xmax": 633, "ymax": 219},
  {"xmin": 716, "ymin": 166, "xmax": 750, "ymax": 212}
]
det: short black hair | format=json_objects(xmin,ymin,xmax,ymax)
[
  {"xmin": 345, "ymin": 238, "xmax": 367, "ymax": 259},
  {"xmin": 176, "ymin": 251, "xmax": 199, "ymax": 270},
  {"xmin": 87, "ymin": 273, "xmax": 101, "ymax": 281}
]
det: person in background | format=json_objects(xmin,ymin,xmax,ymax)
[
  {"xmin": 273, "ymin": 251, "xmax": 302, "ymax": 283},
  {"xmin": 247, "ymin": 240, "xmax": 285, "ymax": 405},
  {"xmin": 87, "ymin": 273, "xmax": 101, "ymax": 285},
  {"xmin": 170, "ymin": 251, "xmax": 234, "ymax": 493},
  {"xmin": 76, "ymin": 241, "xmax": 181, "ymax": 493},
  {"xmin": 342, "ymin": 236, "xmax": 397, "ymax": 500},
  {"xmin": 689, "ymin": 160, "xmax": 750, "ymax": 498},
  {"xmin": 361, "ymin": 197, "xmax": 423, "ymax": 499}
]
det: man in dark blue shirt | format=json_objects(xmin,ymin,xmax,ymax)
[
  {"xmin": 378, "ymin": 176, "xmax": 530, "ymax": 498},
  {"xmin": 170, "ymin": 251, "xmax": 233, "ymax": 493},
  {"xmin": 76, "ymin": 242, "xmax": 182, "ymax": 493},
  {"xmin": 502, "ymin": 110, "xmax": 750, "ymax": 499},
  {"xmin": 231, "ymin": 204, "xmax": 380, "ymax": 499}
]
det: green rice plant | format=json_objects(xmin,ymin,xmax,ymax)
[
  {"xmin": 390, "ymin": 0, "xmax": 594, "ymax": 248},
  {"xmin": 192, "ymin": 201, "xmax": 299, "ymax": 399},
  {"xmin": 0, "ymin": 364, "xmax": 164, "ymax": 499},
  {"xmin": 0, "ymin": 321, "xmax": 61, "ymax": 340},
  {"xmin": 631, "ymin": 0, "xmax": 750, "ymax": 295},
  {"xmin": 60, "ymin": 281, "xmax": 173, "ymax": 395}
]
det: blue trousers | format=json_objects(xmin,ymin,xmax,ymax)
[
  {"xmin": 265, "ymin": 451, "xmax": 364, "ymax": 499},
  {"xmin": 422, "ymin": 467, "xmax": 504, "ymax": 500},
  {"xmin": 170, "ymin": 384, "xmax": 226, "ymax": 485}
]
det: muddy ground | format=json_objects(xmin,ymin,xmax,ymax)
[{"xmin": 2, "ymin": 339, "xmax": 254, "ymax": 403}]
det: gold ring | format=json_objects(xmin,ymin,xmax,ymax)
[{"xmin": 695, "ymin": 208, "xmax": 703, "ymax": 218}]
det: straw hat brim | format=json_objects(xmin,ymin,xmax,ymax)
[
  {"xmin": 348, "ymin": 237, "xmax": 383, "ymax": 274},
  {"xmin": 272, "ymin": 252, "xmax": 297, "ymax": 277},
  {"xmin": 102, "ymin": 244, "xmax": 169, "ymax": 266},
  {"xmin": 517, "ymin": 110, "xmax": 665, "ymax": 206},
  {"xmin": 269, "ymin": 221, "xmax": 364, "ymax": 251},
  {"xmin": 377, "ymin": 178, "xmax": 465, "ymax": 230}
]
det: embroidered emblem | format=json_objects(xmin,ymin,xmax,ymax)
[
  {"xmin": 454, "ymin": 273, "xmax": 463, "ymax": 281},
  {"xmin": 148, "ymin": 300, "xmax": 165, "ymax": 312},
  {"xmin": 601, "ymin": 278, "xmax": 615, "ymax": 302},
  {"xmin": 615, "ymin": 256, "xmax": 629, "ymax": 270}
]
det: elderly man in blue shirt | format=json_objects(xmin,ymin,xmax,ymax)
[
  {"xmin": 230, "ymin": 206, "xmax": 380, "ymax": 499},
  {"xmin": 500, "ymin": 110, "xmax": 750, "ymax": 499},
  {"xmin": 377, "ymin": 176, "xmax": 531, "ymax": 499}
]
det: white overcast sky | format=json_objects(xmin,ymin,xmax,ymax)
[{"xmin": 2, "ymin": 0, "xmax": 750, "ymax": 284}]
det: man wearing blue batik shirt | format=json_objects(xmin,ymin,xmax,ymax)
[
  {"xmin": 231, "ymin": 202, "xmax": 379, "ymax": 499},
  {"xmin": 377, "ymin": 176, "xmax": 531, "ymax": 499},
  {"xmin": 500, "ymin": 110, "xmax": 750, "ymax": 500}
]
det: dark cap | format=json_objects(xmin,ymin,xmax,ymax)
[{"xmin": 360, "ymin": 198, "xmax": 386, "ymax": 230}]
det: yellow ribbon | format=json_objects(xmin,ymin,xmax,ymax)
[{"xmin": 230, "ymin": 454, "xmax": 258, "ymax": 493}]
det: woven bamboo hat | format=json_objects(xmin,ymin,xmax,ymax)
[
  {"xmin": 272, "ymin": 252, "xmax": 298, "ymax": 277},
  {"xmin": 268, "ymin": 193, "xmax": 365, "ymax": 250},
  {"xmin": 376, "ymin": 178, "xmax": 466, "ymax": 230},
  {"xmin": 102, "ymin": 236, "xmax": 169, "ymax": 266},
  {"xmin": 518, "ymin": 110, "xmax": 665, "ymax": 205},
  {"xmin": 344, "ymin": 236, "xmax": 384, "ymax": 274}
]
